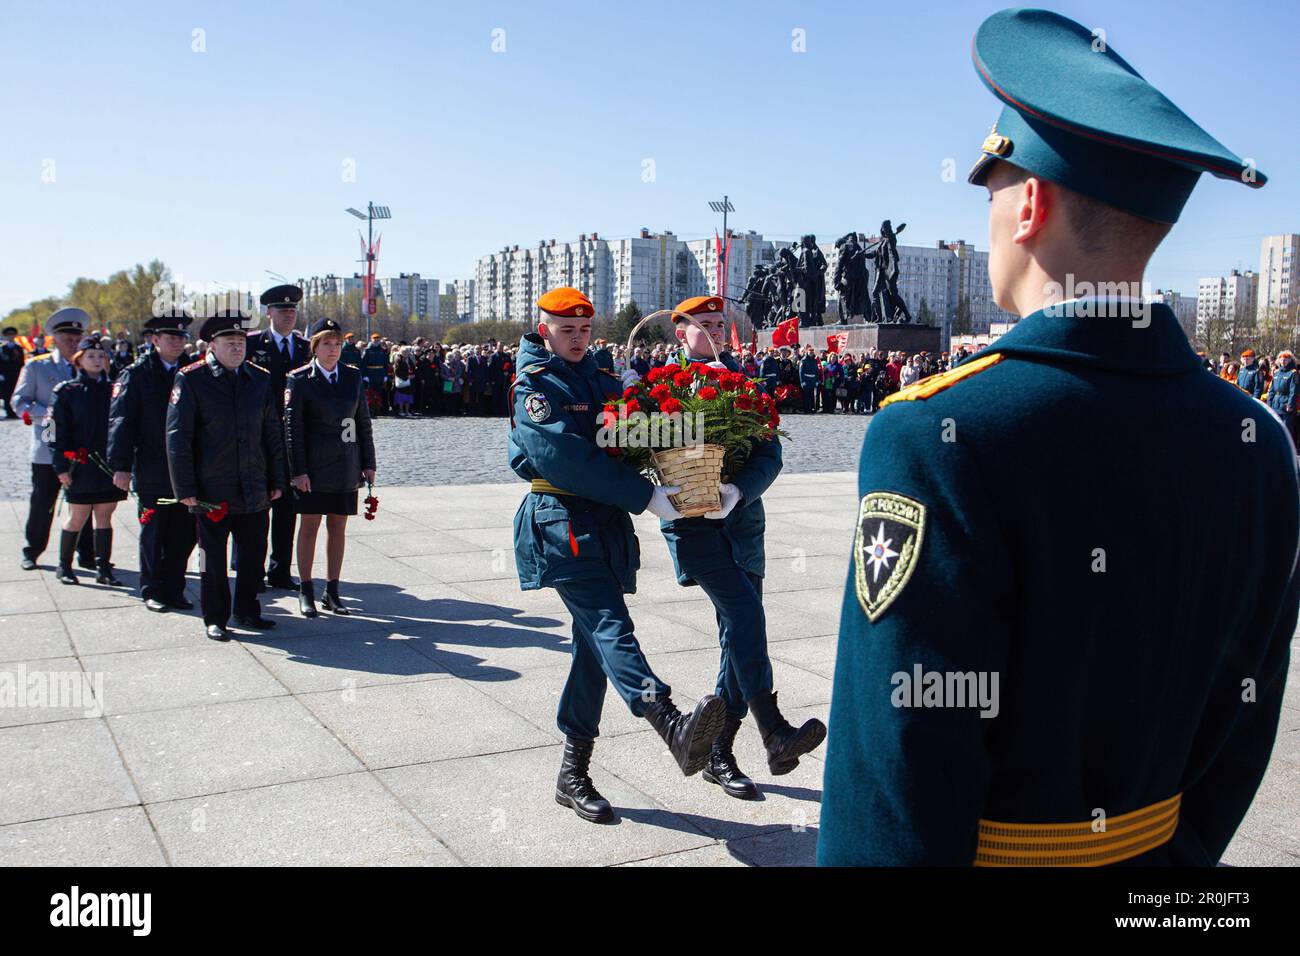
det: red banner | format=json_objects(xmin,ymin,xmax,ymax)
[
  {"xmin": 827, "ymin": 333, "xmax": 848, "ymax": 353},
  {"xmin": 772, "ymin": 316, "xmax": 799, "ymax": 347},
  {"xmin": 730, "ymin": 322, "xmax": 741, "ymax": 352}
]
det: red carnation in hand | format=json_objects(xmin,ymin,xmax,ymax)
[
  {"xmin": 698, "ymin": 386, "xmax": 719, "ymax": 400},
  {"xmin": 21, "ymin": 411, "xmax": 32, "ymax": 425},
  {"xmin": 206, "ymin": 501, "xmax": 230, "ymax": 522},
  {"xmin": 364, "ymin": 511, "xmax": 376, "ymax": 520},
  {"xmin": 139, "ymin": 508, "xmax": 156, "ymax": 526},
  {"xmin": 660, "ymin": 397, "xmax": 683, "ymax": 415},
  {"xmin": 63, "ymin": 450, "xmax": 77, "ymax": 461},
  {"xmin": 75, "ymin": 448, "xmax": 88, "ymax": 464},
  {"xmin": 672, "ymin": 371, "xmax": 694, "ymax": 388}
]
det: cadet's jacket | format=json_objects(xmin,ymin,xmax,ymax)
[
  {"xmin": 246, "ymin": 329, "xmax": 310, "ymax": 415},
  {"xmin": 1237, "ymin": 365, "xmax": 1263, "ymax": 398},
  {"xmin": 284, "ymin": 362, "xmax": 376, "ymax": 493},
  {"xmin": 799, "ymin": 355, "xmax": 820, "ymax": 385},
  {"xmin": 661, "ymin": 351, "xmax": 784, "ymax": 584},
  {"xmin": 107, "ymin": 351, "xmax": 183, "ymax": 498},
  {"xmin": 47, "ymin": 371, "xmax": 117, "ymax": 499},
  {"xmin": 818, "ymin": 301, "xmax": 1300, "ymax": 867},
  {"xmin": 508, "ymin": 333, "xmax": 655, "ymax": 592},
  {"xmin": 759, "ymin": 356, "xmax": 780, "ymax": 392},
  {"xmin": 12, "ymin": 352, "xmax": 77, "ymax": 465},
  {"xmin": 1267, "ymin": 366, "xmax": 1297, "ymax": 416},
  {"xmin": 165, "ymin": 354, "xmax": 287, "ymax": 515},
  {"xmin": 361, "ymin": 345, "xmax": 388, "ymax": 389}
]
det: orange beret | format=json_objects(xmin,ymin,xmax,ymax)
[
  {"xmin": 673, "ymin": 295, "xmax": 724, "ymax": 321},
  {"xmin": 1240, "ymin": 348, "xmax": 1256, "ymax": 357},
  {"xmin": 536, "ymin": 287, "xmax": 593, "ymax": 318}
]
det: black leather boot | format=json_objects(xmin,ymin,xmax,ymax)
[
  {"xmin": 554, "ymin": 737, "xmax": 613, "ymax": 823},
  {"xmin": 93, "ymin": 528, "xmax": 121, "ymax": 585},
  {"xmin": 702, "ymin": 715, "xmax": 759, "ymax": 799},
  {"xmin": 298, "ymin": 579, "xmax": 319, "ymax": 618},
  {"xmin": 56, "ymin": 529, "xmax": 79, "ymax": 585},
  {"xmin": 747, "ymin": 689, "xmax": 826, "ymax": 776},
  {"xmin": 643, "ymin": 694, "xmax": 726, "ymax": 777},
  {"xmin": 321, "ymin": 579, "xmax": 350, "ymax": 615}
]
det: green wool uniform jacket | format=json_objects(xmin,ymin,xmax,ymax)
[{"xmin": 818, "ymin": 301, "xmax": 1299, "ymax": 866}]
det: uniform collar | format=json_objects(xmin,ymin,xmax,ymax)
[
  {"xmin": 206, "ymin": 352, "xmax": 246, "ymax": 377},
  {"xmin": 518, "ymin": 332, "xmax": 595, "ymax": 375},
  {"xmin": 988, "ymin": 299, "xmax": 1200, "ymax": 376},
  {"xmin": 312, "ymin": 359, "xmax": 339, "ymax": 380}
]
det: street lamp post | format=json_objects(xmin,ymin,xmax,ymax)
[
  {"xmin": 708, "ymin": 196, "xmax": 735, "ymax": 301},
  {"xmin": 346, "ymin": 202, "xmax": 392, "ymax": 340}
]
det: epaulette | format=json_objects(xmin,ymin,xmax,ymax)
[
  {"xmin": 290, "ymin": 362, "xmax": 313, "ymax": 376},
  {"xmin": 520, "ymin": 364, "xmax": 548, "ymax": 375},
  {"xmin": 246, "ymin": 361, "xmax": 268, "ymax": 374},
  {"xmin": 880, "ymin": 352, "xmax": 1004, "ymax": 408},
  {"xmin": 29, "ymin": 352, "xmax": 54, "ymax": 362},
  {"xmin": 179, "ymin": 359, "xmax": 205, "ymax": 374},
  {"xmin": 598, "ymin": 368, "xmax": 619, "ymax": 378}
]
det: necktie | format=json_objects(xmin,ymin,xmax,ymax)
[{"xmin": 280, "ymin": 338, "xmax": 290, "ymax": 365}]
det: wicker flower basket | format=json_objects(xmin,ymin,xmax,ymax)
[{"xmin": 650, "ymin": 444, "xmax": 726, "ymax": 517}]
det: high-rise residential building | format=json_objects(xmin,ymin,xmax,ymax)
[
  {"xmin": 377, "ymin": 273, "xmax": 439, "ymax": 321},
  {"xmin": 444, "ymin": 279, "xmax": 476, "ymax": 322},
  {"xmin": 476, "ymin": 234, "xmax": 613, "ymax": 322},
  {"xmin": 1197, "ymin": 269, "xmax": 1258, "ymax": 337},
  {"xmin": 1257, "ymin": 234, "xmax": 1300, "ymax": 325}
]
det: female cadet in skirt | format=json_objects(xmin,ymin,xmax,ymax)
[
  {"xmin": 47, "ymin": 334, "xmax": 128, "ymax": 585},
  {"xmin": 284, "ymin": 318, "xmax": 377, "ymax": 617}
]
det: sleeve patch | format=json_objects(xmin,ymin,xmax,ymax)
[
  {"xmin": 524, "ymin": 391, "xmax": 552, "ymax": 423},
  {"xmin": 170, "ymin": 382, "xmax": 182, "ymax": 405},
  {"xmin": 854, "ymin": 491, "xmax": 926, "ymax": 623}
]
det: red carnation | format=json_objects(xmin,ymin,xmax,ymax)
[
  {"xmin": 698, "ymin": 386, "xmax": 719, "ymax": 400},
  {"xmin": 22, "ymin": 411, "xmax": 32, "ymax": 425},
  {"xmin": 645, "ymin": 367, "xmax": 664, "ymax": 384},
  {"xmin": 660, "ymin": 397, "xmax": 683, "ymax": 415},
  {"xmin": 206, "ymin": 501, "xmax": 229, "ymax": 522},
  {"xmin": 719, "ymin": 372, "xmax": 745, "ymax": 391},
  {"xmin": 63, "ymin": 450, "xmax": 77, "ymax": 461},
  {"xmin": 364, "ymin": 511, "xmax": 376, "ymax": 520},
  {"xmin": 622, "ymin": 386, "xmax": 638, "ymax": 399},
  {"xmin": 75, "ymin": 448, "xmax": 88, "ymax": 464},
  {"xmin": 139, "ymin": 508, "xmax": 156, "ymax": 526},
  {"xmin": 603, "ymin": 402, "xmax": 617, "ymax": 413},
  {"xmin": 689, "ymin": 363, "xmax": 708, "ymax": 377},
  {"xmin": 649, "ymin": 383, "xmax": 672, "ymax": 402},
  {"xmin": 672, "ymin": 371, "xmax": 694, "ymax": 388},
  {"xmin": 624, "ymin": 399, "xmax": 641, "ymax": 414},
  {"xmin": 602, "ymin": 409, "xmax": 617, "ymax": 429},
  {"xmin": 702, "ymin": 366, "xmax": 722, "ymax": 381},
  {"xmin": 735, "ymin": 395, "xmax": 755, "ymax": 411}
]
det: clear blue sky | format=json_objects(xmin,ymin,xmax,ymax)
[{"xmin": 1, "ymin": 0, "xmax": 1294, "ymax": 315}]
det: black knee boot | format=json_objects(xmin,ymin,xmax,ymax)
[
  {"xmin": 56, "ymin": 529, "xmax": 79, "ymax": 585},
  {"xmin": 94, "ymin": 528, "xmax": 121, "ymax": 585},
  {"xmin": 321, "ymin": 579, "xmax": 350, "ymax": 615},
  {"xmin": 703, "ymin": 715, "xmax": 759, "ymax": 799},
  {"xmin": 298, "ymin": 579, "xmax": 319, "ymax": 618},
  {"xmin": 643, "ymin": 694, "xmax": 726, "ymax": 777},
  {"xmin": 747, "ymin": 689, "xmax": 827, "ymax": 775},
  {"xmin": 554, "ymin": 737, "xmax": 613, "ymax": 823}
]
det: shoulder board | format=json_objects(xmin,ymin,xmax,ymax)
[
  {"xmin": 246, "ymin": 361, "xmax": 269, "ymax": 374},
  {"xmin": 880, "ymin": 352, "xmax": 1005, "ymax": 408},
  {"xmin": 290, "ymin": 363, "xmax": 312, "ymax": 376},
  {"xmin": 598, "ymin": 368, "xmax": 619, "ymax": 378},
  {"xmin": 30, "ymin": 352, "xmax": 54, "ymax": 362},
  {"xmin": 179, "ymin": 360, "xmax": 205, "ymax": 374},
  {"xmin": 520, "ymin": 364, "xmax": 548, "ymax": 376}
]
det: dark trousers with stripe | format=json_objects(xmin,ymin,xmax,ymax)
[
  {"xmin": 688, "ymin": 564, "xmax": 774, "ymax": 720},
  {"xmin": 137, "ymin": 497, "xmax": 196, "ymax": 602},
  {"xmin": 554, "ymin": 576, "xmax": 670, "ymax": 741},
  {"xmin": 199, "ymin": 509, "xmax": 268, "ymax": 627},
  {"xmin": 24, "ymin": 464, "xmax": 93, "ymax": 564}
]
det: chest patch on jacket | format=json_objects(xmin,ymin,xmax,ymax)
[
  {"xmin": 524, "ymin": 392, "xmax": 551, "ymax": 423},
  {"xmin": 854, "ymin": 491, "xmax": 926, "ymax": 623}
]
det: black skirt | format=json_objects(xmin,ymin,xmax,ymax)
[
  {"xmin": 294, "ymin": 489, "xmax": 358, "ymax": 516},
  {"xmin": 65, "ymin": 487, "xmax": 129, "ymax": 506}
]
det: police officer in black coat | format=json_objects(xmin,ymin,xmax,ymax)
[
  {"xmin": 166, "ymin": 311, "xmax": 288, "ymax": 641},
  {"xmin": 108, "ymin": 311, "xmax": 198, "ymax": 612},
  {"xmin": 284, "ymin": 318, "xmax": 378, "ymax": 617},
  {"xmin": 47, "ymin": 335, "xmax": 129, "ymax": 585},
  {"xmin": 241, "ymin": 284, "xmax": 309, "ymax": 590},
  {"xmin": 0, "ymin": 326, "xmax": 24, "ymax": 418}
]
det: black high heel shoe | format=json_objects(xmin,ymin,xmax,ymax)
[{"xmin": 321, "ymin": 580, "xmax": 351, "ymax": 615}]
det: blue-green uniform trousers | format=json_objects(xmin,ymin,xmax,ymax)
[
  {"xmin": 690, "ymin": 565, "xmax": 770, "ymax": 719},
  {"xmin": 508, "ymin": 332, "xmax": 669, "ymax": 741}
]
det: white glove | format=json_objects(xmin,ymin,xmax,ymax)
[
  {"xmin": 706, "ymin": 361, "xmax": 728, "ymax": 370},
  {"xmin": 704, "ymin": 482, "xmax": 741, "ymax": 520},
  {"xmin": 646, "ymin": 485, "xmax": 683, "ymax": 520},
  {"xmin": 620, "ymin": 369, "xmax": 640, "ymax": 389}
]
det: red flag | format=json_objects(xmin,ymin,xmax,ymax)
[
  {"xmin": 827, "ymin": 332, "xmax": 847, "ymax": 354},
  {"xmin": 772, "ymin": 316, "xmax": 799, "ymax": 347},
  {"xmin": 730, "ymin": 322, "xmax": 741, "ymax": 352}
]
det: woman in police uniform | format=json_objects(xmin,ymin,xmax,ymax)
[
  {"xmin": 284, "ymin": 319, "xmax": 377, "ymax": 617},
  {"xmin": 47, "ymin": 335, "xmax": 128, "ymax": 585}
]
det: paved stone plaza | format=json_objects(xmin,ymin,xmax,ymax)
[{"xmin": 0, "ymin": 470, "xmax": 1296, "ymax": 866}]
